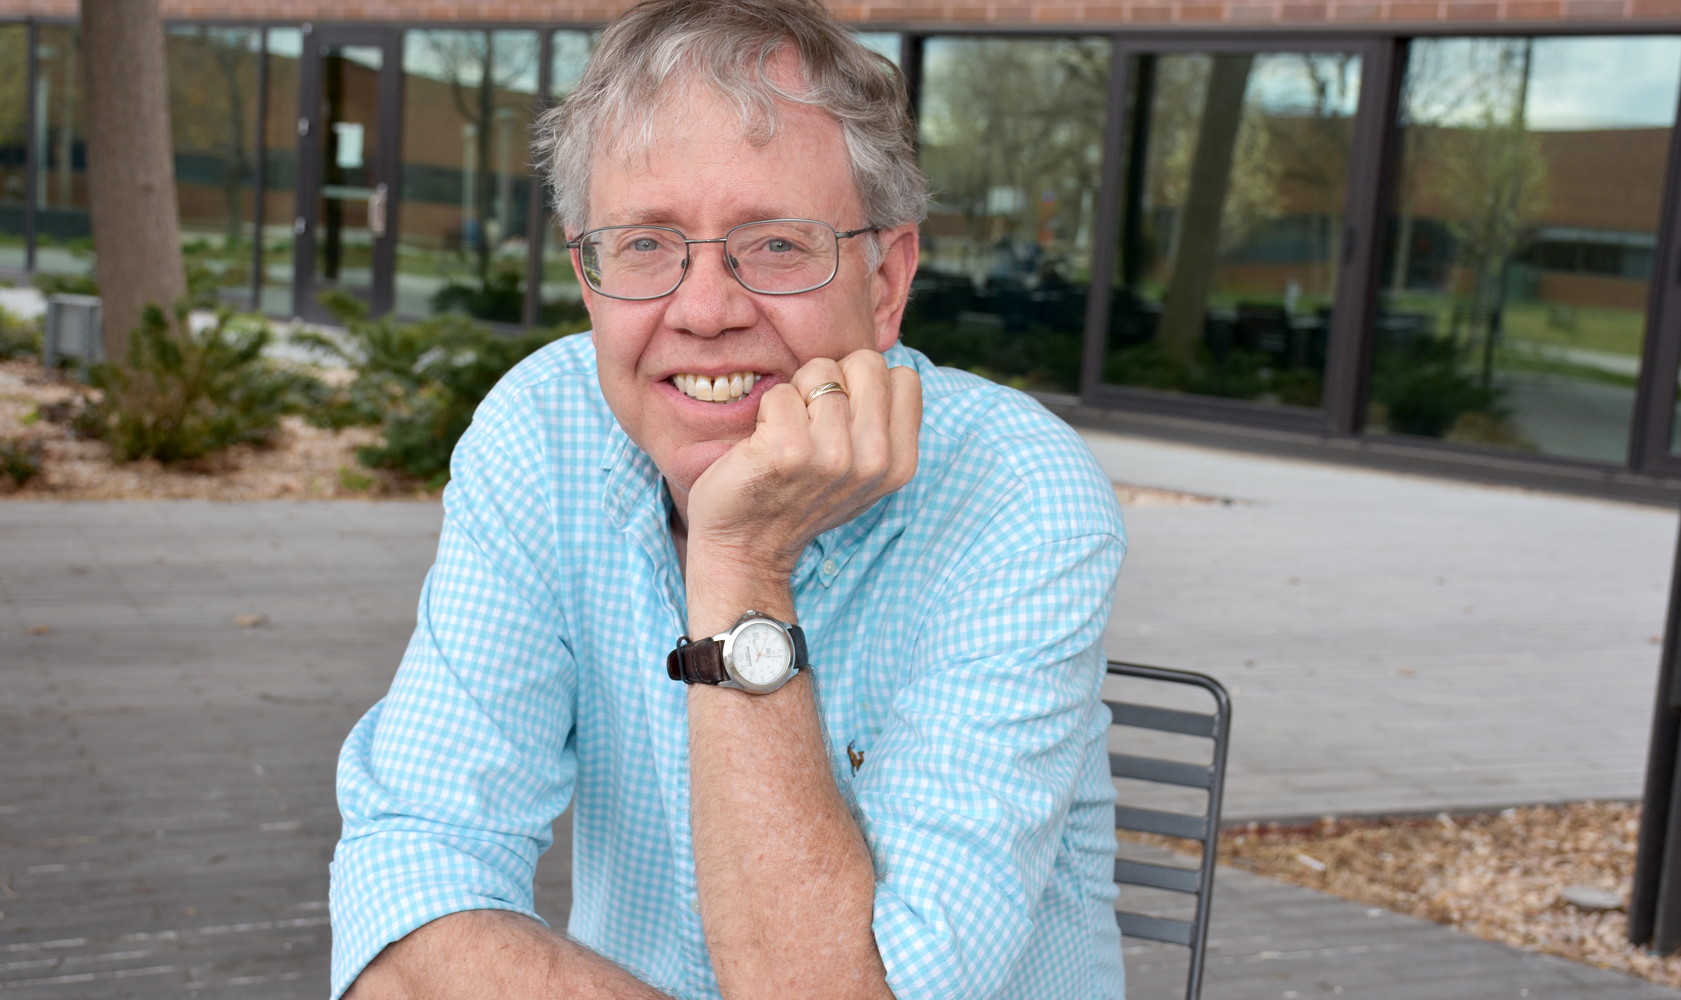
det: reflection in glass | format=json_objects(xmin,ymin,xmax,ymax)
[
  {"xmin": 399, "ymin": 30, "xmax": 551, "ymax": 323},
  {"xmin": 853, "ymin": 32, "xmax": 901, "ymax": 68},
  {"xmin": 0, "ymin": 25, "xmax": 26, "ymax": 270},
  {"xmin": 1103, "ymin": 52, "xmax": 1361, "ymax": 409},
  {"xmin": 34, "ymin": 25, "xmax": 92, "ymax": 283},
  {"xmin": 541, "ymin": 30, "xmax": 598, "ymax": 324},
  {"xmin": 1373, "ymin": 37, "xmax": 1681, "ymax": 464},
  {"xmin": 260, "ymin": 28, "xmax": 302, "ymax": 316},
  {"xmin": 911, "ymin": 37, "xmax": 1109, "ymax": 395},
  {"xmin": 166, "ymin": 26, "xmax": 261, "ymax": 304},
  {"xmin": 315, "ymin": 44, "xmax": 383, "ymax": 305}
]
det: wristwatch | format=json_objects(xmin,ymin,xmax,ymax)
[{"xmin": 666, "ymin": 611, "xmax": 809, "ymax": 695}]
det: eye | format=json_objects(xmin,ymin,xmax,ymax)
[
  {"xmin": 765, "ymin": 238, "xmax": 794, "ymax": 253},
  {"xmin": 630, "ymin": 238, "xmax": 662, "ymax": 252}
]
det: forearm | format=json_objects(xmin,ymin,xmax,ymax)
[
  {"xmin": 688, "ymin": 672, "xmax": 891, "ymax": 1000},
  {"xmin": 344, "ymin": 909, "xmax": 670, "ymax": 1000}
]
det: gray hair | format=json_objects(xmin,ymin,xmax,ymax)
[{"xmin": 532, "ymin": 0, "xmax": 926, "ymax": 242}]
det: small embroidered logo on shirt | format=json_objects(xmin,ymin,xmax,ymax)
[{"xmin": 846, "ymin": 739, "xmax": 865, "ymax": 775}]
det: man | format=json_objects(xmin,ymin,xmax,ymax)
[{"xmin": 330, "ymin": 1, "xmax": 1127, "ymax": 998}]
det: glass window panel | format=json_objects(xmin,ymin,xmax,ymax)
[
  {"xmin": 853, "ymin": 32, "xmax": 901, "ymax": 68},
  {"xmin": 0, "ymin": 26, "xmax": 26, "ymax": 270},
  {"xmin": 167, "ymin": 26, "xmax": 261, "ymax": 304},
  {"xmin": 0, "ymin": 25, "xmax": 27, "ymax": 271},
  {"xmin": 541, "ymin": 30, "xmax": 597, "ymax": 327},
  {"xmin": 1374, "ymin": 36, "xmax": 1681, "ymax": 464},
  {"xmin": 260, "ymin": 27, "xmax": 302, "ymax": 317},
  {"xmin": 34, "ymin": 25, "xmax": 92, "ymax": 284},
  {"xmin": 1102, "ymin": 51, "xmax": 1363, "ymax": 409},
  {"xmin": 399, "ymin": 29, "xmax": 540, "ymax": 322},
  {"xmin": 911, "ymin": 37, "xmax": 1110, "ymax": 396},
  {"xmin": 549, "ymin": 29, "xmax": 596, "ymax": 101}
]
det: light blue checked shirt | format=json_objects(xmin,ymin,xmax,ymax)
[{"xmin": 331, "ymin": 335, "xmax": 1127, "ymax": 1000}]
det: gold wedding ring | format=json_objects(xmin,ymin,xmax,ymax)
[{"xmin": 805, "ymin": 381, "xmax": 848, "ymax": 404}]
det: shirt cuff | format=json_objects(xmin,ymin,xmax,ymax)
[{"xmin": 328, "ymin": 830, "xmax": 543, "ymax": 999}]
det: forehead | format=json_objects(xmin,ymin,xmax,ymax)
[{"xmin": 589, "ymin": 83, "xmax": 860, "ymax": 229}]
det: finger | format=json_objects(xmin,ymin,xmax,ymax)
[
  {"xmin": 790, "ymin": 357, "xmax": 849, "ymax": 409},
  {"xmin": 837, "ymin": 350, "xmax": 892, "ymax": 483},
  {"xmin": 788, "ymin": 358, "xmax": 852, "ymax": 476},
  {"xmin": 884, "ymin": 365, "xmax": 922, "ymax": 492}
]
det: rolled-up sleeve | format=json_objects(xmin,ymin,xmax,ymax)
[
  {"xmin": 860, "ymin": 527, "xmax": 1124, "ymax": 1000},
  {"xmin": 329, "ymin": 410, "xmax": 577, "ymax": 999}
]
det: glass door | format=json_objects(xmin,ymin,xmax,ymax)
[{"xmin": 291, "ymin": 26, "xmax": 400, "ymax": 322}]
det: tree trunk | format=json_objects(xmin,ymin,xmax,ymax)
[
  {"xmin": 1157, "ymin": 54, "xmax": 1253, "ymax": 369},
  {"xmin": 82, "ymin": 0, "xmax": 185, "ymax": 363}
]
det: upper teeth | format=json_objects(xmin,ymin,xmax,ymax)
[{"xmin": 674, "ymin": 372, "xmax": 758, "ymax": 402}]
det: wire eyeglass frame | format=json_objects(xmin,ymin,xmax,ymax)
[{"xmin": 564, "ymin": 218, "xmax": 880, "ymax": 301}]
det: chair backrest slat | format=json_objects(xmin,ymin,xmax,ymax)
[
  {"xmin": 1117, "ymin": 910, "xmax": 1195, "ymax": 947},
  {"xmin": 1108, "ymin": 700, "xmax": 1218, "ymax": 738},
  {"xmin": 1107, "ymin": 661, "xmax": 1232, "ymax": 1000},
  {"xmin": 1115, "ymin": 803, "xmax": 1207, "ymax": 840},
  {"xmin": 1114, "ymin": 857, "xmax": 1202, "ymax": 894},
  {"xmin": 1111, "ymin": 752, "xmax": 1215, "ymax": 789}
]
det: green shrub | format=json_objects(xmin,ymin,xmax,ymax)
[
  {"xmin": 430, "ymin": 259, "xmax": 591, "ymax": 327},
  {"xmin": 79, "ymin": 303, "xmax": 327, "ymax": 463},
  {"xmin": 1186, "ymin": 349, "xmax": 1271, "ymax": 401},
  {"xmin": 298, "ymin": 293, "xmax": 588, "ymax": 486},
  {"xmin": 1104, "ymin": 341, "xmax": 1192, "ymax": 392},
  {"xmin": 31, "ymin": 248, "xmax": 232, "ymax": 310},
  {"xmin": 0, "ymin": 307, "xmax": 41, "ymax": 361},
  {"xmin": 1368, "ymin": 337, "xmax": 1503, "ymax": 438},
  {"xmin": 0, "ymin": 436, "xmax": 42, "ymax": 489},
  {"xmin": 899, "ymin": 310, "xmax": 1081, "ymax": 395},
  {"xmin": 33, "ymin": 271, "xmax": 99, "ymax": 297}
]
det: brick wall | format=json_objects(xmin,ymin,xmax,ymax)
[{"xmin": 1, "ymin": 0, "xmax": 1677, "ymax": 26}]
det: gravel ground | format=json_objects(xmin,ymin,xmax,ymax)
[{"xmin": 1208, "ymin": 802, "xmax": 1681, "ymax": 989}]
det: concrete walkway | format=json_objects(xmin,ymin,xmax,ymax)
[
  {"xmin": 0, "ymin": 429, "xmax": 1677, "ymax": 998},
  {"xmin": 1084, "ymin": 429, "xmax": 1677, "ymax": 822}
]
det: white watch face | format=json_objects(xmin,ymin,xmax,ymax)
[{"xmin": 729, "ymin": 621, "xmax": 793, "ymax": 687}]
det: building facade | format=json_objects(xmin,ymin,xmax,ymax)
[{"xmin": 3, "ymin": 0, "xmax": 1681, "ymax": 498}]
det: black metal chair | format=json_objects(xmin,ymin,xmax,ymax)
[{"xmin": 1106, "ymin": 661, "xmax": 1232, "ymax": 1000}]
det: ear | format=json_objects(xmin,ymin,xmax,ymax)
[{"xmin": 869, "ymin": 222, "xmax": 920, "ymax": 354}]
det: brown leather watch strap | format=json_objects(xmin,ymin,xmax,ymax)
[
  {"xmin": 666, "ymin": 636, "xmax": 729, "ymax": 685},
  {"xmin": 665, "ymin": 624, "xmax": 809, "ymax": 686}
]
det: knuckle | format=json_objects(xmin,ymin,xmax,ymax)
[{"xmin": 854, "ymin": 440, "xmax": 892, "ymax": 480}]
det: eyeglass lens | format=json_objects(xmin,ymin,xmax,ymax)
[{"xmin": 577, "ymin": 221, "xmax": 840, "ymax": 299}]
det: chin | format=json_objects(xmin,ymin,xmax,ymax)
[{"xmin": 661, "ymin": 439, "xmax": 737, "ymax": 495}]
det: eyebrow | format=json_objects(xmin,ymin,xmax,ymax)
[{"xmin": 598, "ymin": 207, "xmax": 811, "ymax": 229}]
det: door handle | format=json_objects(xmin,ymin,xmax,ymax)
[{"xmin": 368, "ymin": 183, "xmax": 388, "ymax": 239}]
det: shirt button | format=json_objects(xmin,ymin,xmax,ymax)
[
  {"xmin": 821, "ymin": 558, "xmax": 838, "ymax": 576},
  {"xmin": 689, "ymin": 897, "xmax": 700, "ymax": 913}
]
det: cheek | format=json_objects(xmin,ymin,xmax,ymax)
[
  {"xmin": 763, "ymin": 290, "xmax": 873, "ymax": 360},
  {"xmin": 592, "ymin": 313, "xmax": 659, "ymax": 380}
]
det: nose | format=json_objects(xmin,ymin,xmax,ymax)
[{"xmin": 663, "ymin": 241, "xmax": 757, "ymax": 339}]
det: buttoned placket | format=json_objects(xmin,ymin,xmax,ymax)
[
  {"xmin": 598, "ymin": 428, "xmax": 715, "ymax": 991},
  {"xmin": 597, "ymin": 423, "xmax": 892, "ymax": 995}
]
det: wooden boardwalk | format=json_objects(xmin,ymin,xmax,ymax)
[{"xmin": 1, "ymin": 429, "xmax": 1676, "ymax": 998}]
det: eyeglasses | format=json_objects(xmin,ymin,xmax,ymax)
[{"xmin": 565, "ymin": 219, "xmax": 879, "ymax": 301}]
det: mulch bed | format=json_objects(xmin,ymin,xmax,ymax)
[
  {"xmin": 0, "ymin": 358, "xmax": 432, "ymax": 501},
  {"xmin": 1204, "ymin": 802, "xmax": 1680, "ymax": 988}
]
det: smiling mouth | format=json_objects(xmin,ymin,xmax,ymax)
[{"xmin": 671, "ymin": 371, "xmax": 762, "ymax": 403}]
